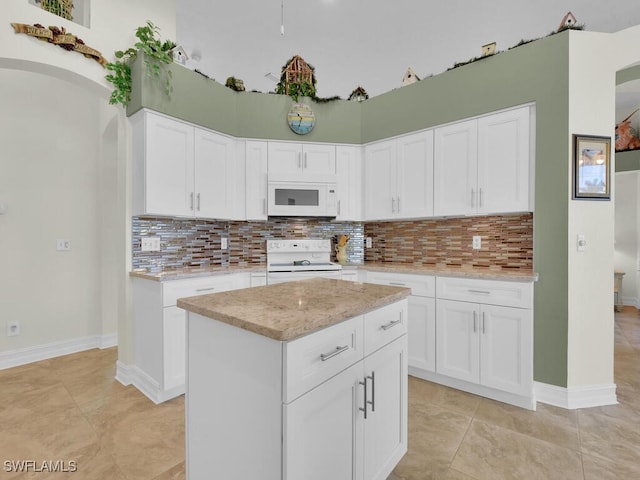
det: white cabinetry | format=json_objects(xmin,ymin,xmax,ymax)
[
  {"xmin": 186, "ymin": 299, "xmax": 408, "ymax": 480},
  {"xmin": 245, "ymin": 140, "xmax": 269, "ymax": 220},
  {"xmin": 132, "ymin": 109, "xmax": 241, "ymax": 219},
  {"xmin": 336, "ymin": 145, "xmax": 363, "ymax": 221},
  {"xmin": 434, "ymin": 106, "xmax": 531, "ymax": 216},
  {"xmin": 131, "ymin": 273, "xmax": 249, "ymax": 403},
  {"xmin": 364, "ymin": 271, "xmax": 436, "ymax": 374},
  {"xmin": 268, "ymin": 141, "xmax": 336, "ymax": 177},
  {"xmin": 364, "ymin": 130, "xmax": 434, "ymax": 220},
  {"xmin": 435, "ymin": 277, "xmax": 533, "ymax": 400}
]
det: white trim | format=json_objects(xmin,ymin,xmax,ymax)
[
  {"xmin": 622, "ymin": 296, "xmax": 638, "ymax": 308},
  {"xmin": 115, "ymin": 362, "xmax": 184, "ymax": 404},
  {"xmin": 534, "ymin": 382, "xmax": 618, "ymax": 409},
  {"xmin": 0, "ymin": 334, "xmax": 118, "ymax": 370}
]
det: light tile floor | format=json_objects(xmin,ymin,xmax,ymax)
[{"xmin": 1, "ymin": 308, "xmax": 639, "ymax": 479}]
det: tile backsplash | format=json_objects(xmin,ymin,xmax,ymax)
[{"xmin": 132, "ymin": 213, "xmax": 533, "ymax": 272}]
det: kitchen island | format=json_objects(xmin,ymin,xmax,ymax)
[{"xmin": 177, "ymin": 277, "xmax": 411, "ymax": 480}]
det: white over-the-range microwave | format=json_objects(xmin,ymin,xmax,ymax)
[{"xmin": 267, "ymin": 173, "xmax": 338, "ymax": 217}]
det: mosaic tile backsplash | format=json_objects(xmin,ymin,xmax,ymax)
[
  {"xmin": 132, "ymin": 213, "xmax": 533, "ymax": 272},
  {"xmin": 365, "ymin": 213, "xmax": 533, "ymax": 269}
]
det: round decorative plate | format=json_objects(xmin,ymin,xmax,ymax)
[{"xmin": 287, "ymin": 103, "xmax": 315, "ymax": 135}]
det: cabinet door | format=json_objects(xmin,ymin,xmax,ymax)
[
  {"xmin": 145, "ymin": 113, "xmax": 195, "ymax": 217},
  {"xmin": 363, "ymin": 336, "xmax": 408, "ymax": 480},
  {"xmin": 245, "ymin": 141, "xmax": 269, "ymax": 220},
  {"xmin": 477, "ymin": 107, "xmax": 530, "ymax": 214},
  {"xmin": 336, "ymin": 145, "xmax": 363, "ymax": 221},
  {"xmin": 435, "ymin": 299, "xmax": 480, "ymax": 383},
  {"xmin": 268, "ymin": 142, "xmax": 303, "ymax": 175},
  {"xmin": 433, "ymin": 119, "xmax": 478, "ymax": 216},
  {"xmin": 194, "ymin": 128, "xmax": 236, "ymax": 219},
  {"xmin": 408, "ymin": 296, "xmax": 436, "ymax": 373},
  {"xmin": 283, "ymin": 361, "xmax": 363, "ymax": 480},
  {"xmin": 303, "ymin": 144, "xmax": 336, "ymax": 175},
  {"xmin": 479, "ymin": 305, "xmax": 532, "ymax": 396},
  {"xmin": 163, "ymin": 306, "xmax": 186, "ymax": 391},
  {"xmin": 364, "ymin": 140, "xmax": 396, "ymax": 220},
  {"xmin": 396, "ymin": 130, "xmax": 434, "ymax": 219}
]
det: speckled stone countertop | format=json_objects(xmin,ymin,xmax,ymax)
[
  {"xmin": 354, "ymin": 263, "xmax": 538, "ymax": 282},
  {"xmin": 131, "ymin": 263, "xmax": 537, "ymax": 282},
  {"xmin": 129, "ymin": 265, "xmax": 266, "ymax": 281},
  {"xmin": 177, "ymin": 277, "xmax": 410, "ymax": 341}
]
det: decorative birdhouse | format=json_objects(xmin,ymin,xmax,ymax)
[
  {"xmin": 348, "ymin": 86, "xmax": 369, "ymax": 102},
  {"xmin": 278, "ymin": 55, "xmax": 316, "ymax": 96},
  {"xmin": 171, "ymin": 45, "xmax": 189, "ymax": 65},
  {"xmin": 482, "ymin": 42, "xmax": 497, "ymax": 57},
  {"xmin": 403, "ymin": 67, "xmax": 420, "ymax": 86},
  {"xmin": 558, "ymin": 12, "xmax": 578, "ymax": 31}
]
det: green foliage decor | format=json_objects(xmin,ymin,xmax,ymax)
[{"xmin": 105, "ymin": 21, "xmax": 176, "ymax": 107}]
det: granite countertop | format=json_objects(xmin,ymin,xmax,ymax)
[
  {"xmin": 129, "ymin": 265, "xmax": 266, "ymax": 281},
  {"xmin": 176, "ymin": 277, "xmax": 410, "ymax": 341}
]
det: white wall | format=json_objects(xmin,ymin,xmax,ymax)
[{"xmin": 614, "ymin": 172, "xmax": 639, "ymax": 306}]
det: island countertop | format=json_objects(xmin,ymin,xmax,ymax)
[{"xmin": 176, "ymin": 277, "xmax": 410, "ymax": 341}]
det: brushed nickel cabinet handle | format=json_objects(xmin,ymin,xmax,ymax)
[
  {"xmin": 197, "ymin": 193, "xmax": 201, "ymax": 211},
  {"xmin": 381, "ymin": 319, "xmax": 402, "ymax": 331},
  {"xmin": 367, "ymin": 371, "xmax": 375, "ymax": 412},
  {"xmin": 359, "ymin": 376, "xmax": 368, "ymax": 419},
  {"xmin": 196, "ymin": 287, "xmax": 216, "ymax": 292},
  {"xmin": 190, "ymin": 192, "xmax": 194, "ymax": 210},
  {"xmin": 320, "ymin": 344, "xmax": 349, "ymax": 361},
  {"xmin": 468, "ymin": 289, "xmax": 491, "ymax": 295},
  {"xmin": 473, "ymin": 311, "xmax": 477, "ymax": 333}
]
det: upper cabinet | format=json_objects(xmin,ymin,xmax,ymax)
[
  {"xmin": 364, "ymin": 130, "xmax": 434, "ymax": 221},
  {"xmin": 132, "ymin": 109, "xmax": 242, "ymax": 219},
  {"xmin": 335, "ymin": 145, "xmax": 363, "ymax": 221},
  {"xmin": 245, "ymin": 140, "xmax": 269, "ymax": 221},
  {"xmin": 268, "ymin": 142, "xmax": 336, "ymax": 177},
  {"xmin": 434, "ymin": 106, "xmax": 531, "ymax": 217}
]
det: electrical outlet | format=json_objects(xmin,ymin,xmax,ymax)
[
  {"xmin": 221, "ymin": 236, "xmax": 228, "ymax": 250},
  {"xmin": 472, "ymin": 236, "xmax": 482, "ymax": 250},
  {"xmin": 141, "ymin": 237, "xmax": 161, "ymax": 252},
  {"xmin": 7, "ymin": 321, "xmax": 20, "ymax": 337},
  {"xmin": 577, "ymin": 234, "xmax": 587, "ymax": 252},
  {"xmin": 366, "ymin": 237, "xmax": 372, "ymax": 248},
  {"xmin": 56, "ymin": 239, "xmax": 71, "ymax": 251}
]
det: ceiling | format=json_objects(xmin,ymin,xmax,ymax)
[{"xmin": 176, "ymin": 0, "xmax": 640, "ymax": 117}]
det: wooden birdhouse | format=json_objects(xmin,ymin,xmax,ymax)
[
  {"xmin": 172, "ymin": 45, "xmax": 189, "ymax": 65},
  {"xmin": 403, "ymin": 67, "xmax": 420, "ymax": 86},
  {"xmin": 279, "ymin": 55, "xmax": 316, "ymax": 95},
  {"xmin": 558, "ymin": 12, "xmax": 578, "ymax": 31},
  {"xmin": 482, "ymin": 42, "xmax": 497, "ymax": 57},
  {"xmin": 348, "ymin": 86, "xmax": 369, "ymax": 102}
]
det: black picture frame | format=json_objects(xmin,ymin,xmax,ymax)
[{"xmin": 573, "ymin": 134, "xmax": 611, "ymax": 200}]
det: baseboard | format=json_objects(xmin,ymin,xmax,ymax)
[
  {"xmin": 622, "ymin": 296, "xmax": 639, "ymax": 308},
  {"xmin": 115, "ymin": 362, "xmax": 184, "ymax": 404},
  {"xmin": 0, "ymin": 333, "xmax": 118, "ymax": 370},
  {"xmin": 534, "ymin": 382, "xmax": 618, "ymax": 409}
]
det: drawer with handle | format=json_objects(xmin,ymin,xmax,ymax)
[
  {"xmin": 363, "ymin": 299, "xmax": 408, "ymax": 356},
  {"xmin": 365, "ymin": 272, "xmax": 435, "ymax": 297},
  {"xmin": 163, "ymin": 276, "xmax": 236, "ymax": 307},
  {"xmin": 283, "ymin": 315, "xmax": 364, "ymax": 403},
  {"xmin": 436, "ymin": 277, "xmax": 532, "ymax": 309}
]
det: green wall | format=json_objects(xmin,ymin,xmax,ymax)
[{"xmin": 127, "ymin": 33, "xmax": 573, "ymax": 387}]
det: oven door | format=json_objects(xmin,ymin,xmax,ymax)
[{"xmin": 267, "ymin": 270, "xmax": 342, "ymax": 285}]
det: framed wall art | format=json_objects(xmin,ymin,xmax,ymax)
[{"xmin": 573, "ymin": 134, "xmax": 611, "ymax": 200}]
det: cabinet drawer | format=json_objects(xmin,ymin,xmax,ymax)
[
  {"xmin": 283, "ymin": 316, "xmax": 363, "ymax": 403},
  {"xmin": 365, "ymin": 272, "xmax": 435, "ymax": 297},
  {"xmin": 436, "ymin": 277, "xmax": 532, "ymax": 309},
  {"xmin": 163, "ymin": 275, "xmax": 236, "ymax": 307},
  {"xmin": 364, "ymin": 300, "xmax": 408, "ymax": 356}
]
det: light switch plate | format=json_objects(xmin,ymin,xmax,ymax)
[
  {"xmin": 141, "ymin": 237, "xmax": 161, "ymax": 252},
  {"xmin": 472, "ymin": 236, "xmax": 482, "ymax": 250},
  {"xmin": 56, "ymin": 239, "xmax": 71, "ymax": 251},
  {"xmin": 366, "ymin": 237, "xmax": 372, "ymax": 249},
  {"xmin": 221, "ymin": 236, "xmax": 228, "ymax": 250}
]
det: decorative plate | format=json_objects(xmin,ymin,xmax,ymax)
[{"xmin": 287, "ymin": 103, "xmax": 315, "ymax": 135}]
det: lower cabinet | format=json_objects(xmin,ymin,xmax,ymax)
[
  {"xmin": 186, "ymin": 299, "xmax": 408, "ymax": 480},
  {"xmin": 130, "ymin": 272, "xmax": 252, "ymax": 403}
]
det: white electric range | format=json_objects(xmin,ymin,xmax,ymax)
[{"xmin": 266, "ymin": 239, "xmax": 342, "ymax": 285}]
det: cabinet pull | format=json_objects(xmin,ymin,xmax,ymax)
[
  {"xmin": 337, "ymin": 200, "xmax": 341, "ymax": 215},
  {"xmin": 381, "ymin": 318, "xmax": 402, "ymax": 331},
  {"xmin": 468, "ymin": 289, "xmax": 491, "ymax": 295},
  {"xmin": 263, "ymin": 198, "xmax": 267, "ymax": 215},
  {"xmin": 482, "ymin": 312, "xmax": 486, "ymax": 334},
  {"xmin": 397, "ymin": 196, "xmax": 400, "ymax": 212},
  {"xmin": 479, "ymin": 188, "xmax": 483, "ymax": 208},
  {"xmin": 195, "ymin": 287, "xmax": 216, "ymax": 292},
  {"xmin": 304, "ymin": 152, "xmax": 308, "ymax": 169},
  {"xmin": 197, "ymin": 193, "xmax": 201, "ymax": 211},
  {"xmin": 391, "ymin": 197, "xmax": 396, "ymax": 213},
  {"xmin": 190, "ymin": 192, "xmax": 194, "ymax": 210},
  {"xmin": 473, "ymin": 311, "xmax": 477, "ymax": 333},
  {"xmin": 389, "ymin": 282, "xmax": 406, "ymax": 286},
  {"xmin": 359, "ymin": 377, "xmax": 368, "ymax": 419},
  {"xmin": 367, "ymin": 371, "xmax": 375, "ymax": 412},
  {"xmin": 320, "ymin": 344, "xmax": 349, "ymax": 361}
]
